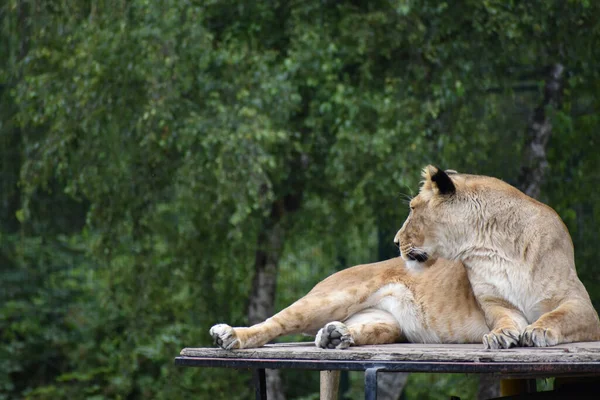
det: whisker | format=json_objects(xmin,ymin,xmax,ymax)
[
  {"xmin": 397, "ymin": 192, "xmax": 413, "ymax": 205},
  {"xmin": 395, "ymin": 182, "xmax": 415, "ymax": 204}
]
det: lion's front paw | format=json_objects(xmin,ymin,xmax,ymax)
[
  {"xmin": 520, "ymin": 325, "xmax": 558, "ymax": 347},
  {"xmin": 315, "ymin": 321, "xmax": 354, "ymax": 350},
  {"xmin": 483, "ymin": 328, "xmax": 520, "ymax": 349},
  {"xmin": 210, "ymin": 324, "xmax": 241, "ymax": 350}
]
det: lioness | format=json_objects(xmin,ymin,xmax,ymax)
[
  {"xmin": 210, "ymin": 257, "xmax": 489, "ymax": 350},
  {"xmin": 395, "ymin": 166, "xmax": 600, "ymax": 349}
]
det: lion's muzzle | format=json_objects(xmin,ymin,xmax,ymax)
[{"xmin": 407, "ymin": 250, "xmax": 429, "ymax": 263}]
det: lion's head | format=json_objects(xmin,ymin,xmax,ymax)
[{"xmin": 394, "ymin": 165, "xmax": 501, "ymax": 269}]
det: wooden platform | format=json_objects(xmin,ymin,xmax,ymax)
[{"xmin": 177, "ymin": 341, "xmax": 600, "ymax": 378}]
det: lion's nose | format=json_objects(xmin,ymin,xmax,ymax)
[{"xmin": 393, "ymin": 230, "xmax": 401, "ymax": 246}]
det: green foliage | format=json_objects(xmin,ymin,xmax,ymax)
[
  {"xmin": 404, "ymin": 374, "xmax": 479, "ymax": 400},
  {"xmin": 2, "ymin": 0, "xmax": 600, "ymax": 399}
]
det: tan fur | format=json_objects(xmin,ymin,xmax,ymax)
[
  {"xmin": 394, "ymin": 165, "xmax": 600, "ymax": 348},
  {"xmin": 210, "ymin": 258, "xmax": 489, "ymax": 350}
]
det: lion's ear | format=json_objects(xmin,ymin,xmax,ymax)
[{"xmin": 422, "ymin": 165, "xmax": 456, "ymax": 195}]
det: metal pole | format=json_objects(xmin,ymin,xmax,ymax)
[
  {"xmin": 365, "ymin": 367, "xmax": 384, "ymax": 400},
  {"xmin": 253, "ymin": 368, "xmax": 267, "ymax": 400}
]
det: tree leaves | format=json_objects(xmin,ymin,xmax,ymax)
[{"xmin": 2, "ymin": 0, "xmax": 600, "ymax": 398}]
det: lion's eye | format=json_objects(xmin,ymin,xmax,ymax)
[{"xmin": 410, "ymin": 205, "xmax": 415, "ymax": 211}]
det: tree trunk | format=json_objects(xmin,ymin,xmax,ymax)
[
  {"xmin": 477, "ymin": 374, "xmax": 500, "ymax": 400},
  {"xmin": 248, "ymin": 212, "xmax": 286, "ymax": 400},
  {"xmin": 247, "ymin": 192, "xmax": 302, "ymax": 400},
  {"xmin": 248, "ymin": 220, "xmax": 284, "ymax": 326},
  {"xmin": 517, "ymin": 64, "xmax": 565, "ymax": 199},
  {"xmin": 378, "ymin": 372, "xmax": 409, "ymax": 400}
]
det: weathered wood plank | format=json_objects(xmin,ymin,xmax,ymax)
[{"xmin": 181, "ymin": 342, "xmax": 600, "ymax": 363}]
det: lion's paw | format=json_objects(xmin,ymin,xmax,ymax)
[
  {"xmin": 315, "ymin": 321, "xmax": 354, "ymax": 350},
  {"xmin": 520, "ymin": 325, "xmax": 558, "ymax": 347},
  {"xmin": 483, "ymin": 328, "xmax": 520, "ymax": 349},
  {"xmin": 210, "ymin": 324, "xmax": 241, "ymax": 350}
]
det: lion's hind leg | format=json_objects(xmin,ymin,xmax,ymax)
[
  {"xmin": 210, "ymin": 262, "xmax": 399, "ymax": 349},
  {"xmin": 315, "ymin": 309, "xmax": 403, "ymax": 349},
  {"xmin": 210, "ymin": 284, "xmax": 374, "ymax": 349}
]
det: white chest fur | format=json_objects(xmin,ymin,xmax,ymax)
[
  {"xmin": 368, "ymin": 283, "xmax": 441, "ymax": 343},
  {"xmin": 467, "ymin": 258, "xmax": 541, "ymax": 323}
]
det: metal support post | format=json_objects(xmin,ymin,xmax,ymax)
[
  {"xmin": 253, "ymin": 368, "xmax": 267, "ymax": 400},
  {"xmin": 365, "ymin": 366, "xmax": 385, "ymax": 400}
]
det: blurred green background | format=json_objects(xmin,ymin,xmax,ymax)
[{"xmin": 2, "ymin": 0, "xmax": 600, "ymax": 399}]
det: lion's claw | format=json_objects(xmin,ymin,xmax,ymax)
[
  {"xmin": 483, "ymin": 328, "xmax": 520, "ymax": 349},
  {"xmin": 521, "ymin": 325, "xmax": 558, "ymax": 347}
]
